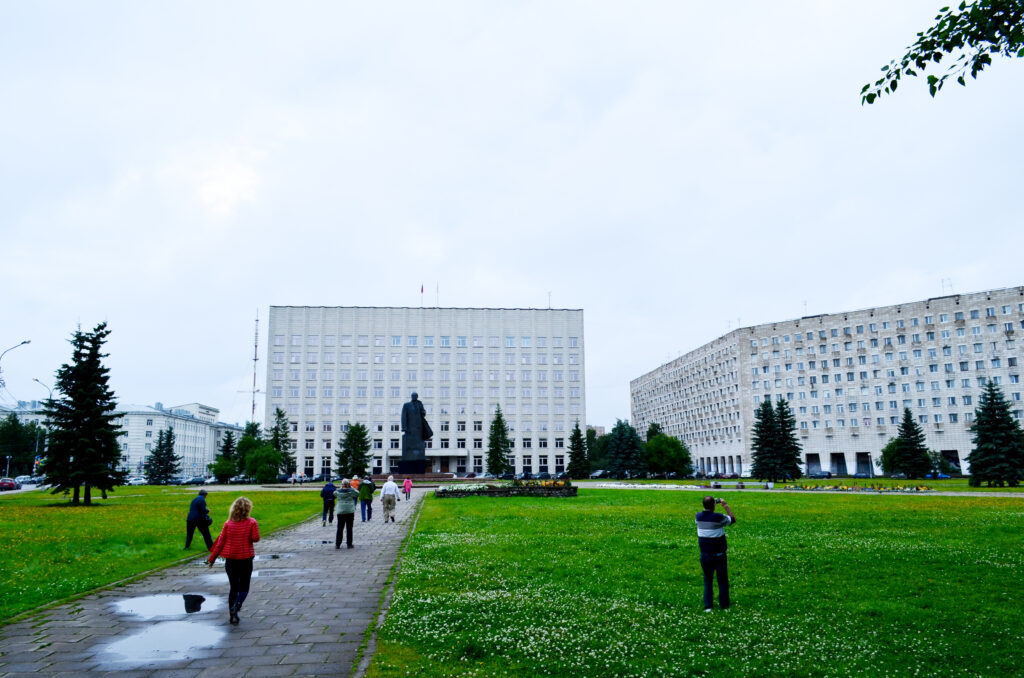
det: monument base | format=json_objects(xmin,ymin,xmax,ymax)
[{"xmin": 397, "ymin": 459, "xmax": 427, "ymax": 475}]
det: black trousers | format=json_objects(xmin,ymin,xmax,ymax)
[
  {"xmin": 700, "ymin": 553, "xmax": 730, "ymax": 609},
  {"xmin": 335, "ymin": 513, "xmax": 355, "ymax": 547},
  {"xmin": 185, "ymin": 519, "xmax": 213, "ymax": 549},
  {"xmin": 224, "ymin": 557, "xmax": 254, "ymax": 609}
]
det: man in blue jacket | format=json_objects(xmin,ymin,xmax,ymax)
[
  {"xmin": 695, "ymin": 496, "xmax": 736, "ymax": 611},
  {"xmin": 185, "ymin": 489, "xmax": 213, "ymax": 550},
  {"xmin": 321, "ymin": 479, "xmax": 337, "ymax": 527}
]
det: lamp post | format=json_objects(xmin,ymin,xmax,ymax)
[
  {"xmin": 32, "ymin": 378, "xmax": 53, "ymax": 403},
  {"xmin": 0, "ymin": 340, "xmax": 31, "ymax": 389}
]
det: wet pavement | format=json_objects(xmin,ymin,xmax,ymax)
[{"xmin": 0, "ymin": 488, "xmax": 424, "ymax": 677}]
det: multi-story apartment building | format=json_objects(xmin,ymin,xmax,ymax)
[
  {"xmin": 9, "ymin": 400, "xmax": 242, "ymax": 477},
  {"xmin": 631, "ymin": 287, "xmax": 1024, "ymax": 477},
  {"xmin": 265, "ymin": 307, "xmax": 585, "ymax": 476}
]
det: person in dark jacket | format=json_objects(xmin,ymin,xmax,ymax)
[
  {"xmin": 695, "ymin": 496, "xmax": 736, "ymax": 611},
  {"xmin": 334, "ymin": 479, "xmax": 359, "ymax": 549},
  {"xmin": 185, "ymin": 489, "xmax": 213, "ymax": 550},
  {"xmin": 358, "ymin": 475, "xmax": 375, "ymax": 522},
  {"xmin": 320, "ymin": 480, "xmax": 337, "ymax": 527}
]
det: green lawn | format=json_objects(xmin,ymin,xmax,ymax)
[
  {"xmin": 577, "ymin": 478, "xmax": 1024, "ymax": 492},
  {"xmin": 0, "ymin": 485, "xmax": 319, "ymax": 622},
  {"xmin": 369, "ymin": 489, "xmax": 1024, "ymax": 677}
]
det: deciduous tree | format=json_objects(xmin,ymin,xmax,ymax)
[
  {"xmin": 0, "ymin": 414, "xmax": 46, "ymax": 477},
  {"xmin": 643, "ymin": 433, "xmax": 693, "ymax": 477}
]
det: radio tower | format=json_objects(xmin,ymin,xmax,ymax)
[{"xmin": 251, "ymin": 310, "xmax": 259, "ymax": 422}]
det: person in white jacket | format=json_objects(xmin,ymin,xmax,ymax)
[{"xmin": 380, "ymin": 475, "xmax": 400, "ymax": 523}]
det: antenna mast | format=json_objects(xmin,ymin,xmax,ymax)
[{"xmin": 251, "ymin": 310, "xmax": 259, "ymax": 422}]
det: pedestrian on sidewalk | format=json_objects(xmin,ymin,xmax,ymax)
[
  {"xmin": 402, "ymin": 477, "xmax": 413, "ymax": 500},
  {"xmin": 334, "ymin": 479, "xmax": 359, "ymax": 549},
  {"xmin": 207, "ymin": 496, "xmax": 260, "ymax": 626},
  {"xmin": 381, "ymin": 475, "xmax": 400, "ymax": 523},
  {"xmin": 320, "ymin": 478, "xmax": 337, "ymax": 527},
  {"xmin": 185, "ymin": 489, "xmax": 214, "ymax": 550},
  {"xmin": 358, "ymin": 475, "xmax": 375, "ymax": 522}
]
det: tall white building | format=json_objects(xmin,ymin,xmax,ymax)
[
  {"xmin": 631, "ymin": 287, "xmax": 1024, "ymax": 477},
  {"xmin": 265, "ymin": 307, "xmax": 586, "ymax": 476}
]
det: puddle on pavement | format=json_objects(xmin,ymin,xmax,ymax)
[
  {"xmin": 201, "ymin": 567, "xmax": 313, "ymax": 586},
  {"xmin": 297, "ymin": 539, "xmax": 332, "ymax": 545},
  {"xmin": 195, "ymin": 557, "xmax": 225, "ymax": 566},
  {"xmin": 253, "ymin": 552, "xmax": 294, "ymax": 560},
  {"xmin": 112, "ymin": 594, "xmax": 223, "ymax": 620},
  {"xmin": 103, "ymin": 620, "xmax": 226, "ymax": 665}
]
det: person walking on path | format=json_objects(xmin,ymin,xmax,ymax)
[
  {"xmin": 402, "ymin": 477, "xmax": 413, "ymax": 500},
  {"xmin": 695, "ymin": 496, "xmax": 736, "ymax": 612},
  {"xmin": 185, "ymin": 489, "xmax": 213, "ymax": 550},
  {"xmin": 207, "ymin": 496, "xmax": 260, "ymax": 625},
  {"xmin": 320, "ymin": 479, "xmax": 337, "ymax": 527},
  {"xmin": 381, "ymin": 475, "xmax": 400, "ymax": 523},
  {"xmin": 350, "ymin": 475, "xmax": 361, "ymax": 491},
  {"xmin": 334, "ymin": 479, "xmax": 359, "ymax": 549},
  {"xmin": 358, "ymin": 475, "xmax": 375, "ymax": 522}
]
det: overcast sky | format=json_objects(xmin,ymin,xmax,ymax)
[{"xmin": 2, "ymin": 1, "xmax": 1022, "ymax": 429}]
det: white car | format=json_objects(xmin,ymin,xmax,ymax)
[
  {"xmin": 15, "ymin": 475, "xmax": 33, "ymax": 485},
  {"xmin": 127, "ymin": 477, "xmax": 147, "ymax": 486}
]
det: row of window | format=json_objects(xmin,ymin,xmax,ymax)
[
  {"xmin": 271, "ymin": 368, "xmax": 581, "ymax": 382},
  {"xmin": 273, "ymin": 385, "xmax": 582, "ymax": 399},
  {"xmin": 301, "ymin": 437, "xmax": 566, "ymax": 450},
  {"xmin": 272, "ymin": 352, "xmax": 581, "ymax": 366},
  {"xmin": 757, "ymin": 335, "xmax": 1018, "ymax": 362},
  {"xmin": 275, "ymin": 334, "xmax": 580, "ymax": 349}
]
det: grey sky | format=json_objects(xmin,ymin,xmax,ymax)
[{"xmin": 2, "ymin": 1, "xmax": 1022, "ymax": 429}]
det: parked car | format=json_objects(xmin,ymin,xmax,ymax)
[
  {"xmin": 514, "ymin": 471, "xmax": 533, "ymax": 480},
  {"xmin": 589, "ymin": 469, "xmax": 608, "ymax": 479},
  {"xmin": 308, "ymin": 473, "xmax": 331, "ymax": 483},
  {"xmin": 852, "ymin": 472, "xmax": 870, "ymax": 479},
  {"xmin": 534, "ymin": 472, "xmax": 551, "ymax": 480},
  {"xmin": 126, "ymin": 476, "xmax": 147, "ymax": 486},
  {"xmin": 809, "ymin": 471, "xmax": 832, "ymax": 479},
  {"xmin": 204, "ymin": 476, "xmax": 220, "ymax": 484},
  {"xmin": 477, "ymin": 472, "xmax": 496, "ymax": 480},
  {"xmin": 0, "ymin": 478, "xmax": 22, "ymax": 491},
  {"xmin": 890, "ymin": 472, "xmax": 907, "ymax": 479},
  {"xmin": 497, "ymin": 473, "xmax": 515, "ymax": 480},
  {"xmin": 228, "ymin": 474, "xmax": 252, "ymax": 484},
  {"xmin": 179, "ymin": 476, "xmax": 206, "ymax": 485},
  {"xmin": 14, "ymin": 475, "xmax": 32, "ymax": 485},
  {"xmin": 925, "ymin": 472, "xmax": 951, "ymax": 479},
  {"xmin": 554, "ymin": 471, "xmax": 570, "ymax": 480}
]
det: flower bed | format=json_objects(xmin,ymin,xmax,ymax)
[
  {"xmin": 435, "ymin": 480, "xmax": 577, "ymax": 498},
  {"xmin": 791, "ymin": 483, "xmax": 934, "ymax": 492}
]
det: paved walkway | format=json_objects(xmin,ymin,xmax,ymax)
[{"xmin": 0, "ymin": 488, "xmax": 425, "ymax": 678}]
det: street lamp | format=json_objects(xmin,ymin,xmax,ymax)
[
  {"xmin": 32, "ymin": 378, "xmax": 53, "ymax": 402},
  {"xmin": 0, "ymin": 340, "xmax": 31, "ymax": 389}
]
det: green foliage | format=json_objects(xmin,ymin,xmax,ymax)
[
  {"xmin": 968, "ymin": 381, "xmax": 1024, "ymax": 486},
  {"xmin": 268, "ymin": 407, "xmax": 295, "ymax": 474},
  {"xmin": 0, "ymin": 487, "xmax": 325, "ymax": 621},
  {"xmin": 336, "ymin": 422, "xmax": 372, "ymax": 478},
  {"xmin": 643, "ymin": 433, "xmax": 693, "ymax": 476},
  {"xmin": 878, "ymin": 437, "xmax": 900, "ymax": 475},
  {"xmin": 894, "ymin": 408, "xmax": 933, "ymax": 478},
  {"xmin": 370, "ymin": 491, "xmax": 1024, "ymax": 677},
  {"xmin": 0, "ymin": 414, "xmax": 46, "ymax": 477},
  {"xmin": 218, "ymin": 430, "xmax": 237, "ymax": 461},
  {"xmin": 486, "ymin": 406, "xmax": 512, "ymax": 475},
  {"xmin": 862, "ymin": 0, "xmax": 1024, "ymax": 103},
  {"xmin": 244, "ymin": 444, "xmax": 282, "ymax": 483},
  {"xmin": 235, "ymin": 432, "xmax": 261, "ymax": 475},
  {"xmin": 587, "ymin": 430, "xmax": 609, "ymax": 471},
  {"xmin": 605, "ymin": 419, "xmax": 644, "ymax": 478},
  {"xmin": 208, "ymin": 455, "xmax": 237, "ymax": 483},
  {"xmin": 243, "ymin": 421, "xmax": 262, "ymax": 439},
  {"xmin": 750, "ymin": 399, "xmax": 803, "ymax": 482},
  {"xmin": 566, "ymin": 421, "xmax": 589, "ymax": 479},
  {"xmin": 645, "ymin": 421, "xmax": 663, "ymax": 441},
  {"xmin": 145, "ymin": 427, "xmax": 181, "ymax": 485},
  {"xmin": 39, "ymin": 322, "xmax": 126, "ymax": 505}
]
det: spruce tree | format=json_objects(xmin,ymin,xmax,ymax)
[
  {"xmin": 774, "ymin": 399, "xmax": 803, "ymax": 480},
  {"xmin": 606, "ymin": 419, "xmax": 644, "ymax": 478},
  {"xmin": 894, "ymin": 408, "xmax": 932, "ymax": 478},
  {"xmin": 486, "ymin": 406, "xmax": 512, "ymax": 475},
  {"xmin": 208, "ymin": 430, "xmax": 237, "ymax": 482},
  {"xmin": 566, "ymin": 421, "xmax": 589, "ymax": 479},
  {"xmin": 968, "ymin": 381, "xmax": 1024, "ymax": 487},
  {"xmin": 146, "ymin": 427, "xmax": 181, "ymax": 485},
  {"xmin": 749, "ymin": 399, "xmax": 779, "ymax": 481},
  {"xmin": 269, "ymin": 407, "xmax": 296, "ymax": 474},
  {"xmin": 337, "ymin": 422, "xmax": 371, "ymax": 478},
  {"xmin": 40, "ymin": 322, "xmax": 125, "ymax": 505}
]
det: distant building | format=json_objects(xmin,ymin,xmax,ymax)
[
  {"xmin": 586, "ymin": 425, "xmax": 606, "ymax": 437},
  {"xmin": 631, "ymin": 286, "xmax": 1024, "ymax": 477},
  {"xmin": 265, "ymin": 306, "xmax": 586, "ymax": 476},
  {"xmin": 9, "ymin": 400, "xmax": 243, "ymax": 477}
]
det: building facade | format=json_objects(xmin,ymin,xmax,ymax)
[
  {"xmin": 265, "ymin": 307, "xmax": 586, "ymax": 476},
  {"xmin": 10, "ymin": 401, "xmax": 242, "ymax": 477},
  {"xmin": 631, "ymin": 287, "xmax": 1024, "ymax": 477}
]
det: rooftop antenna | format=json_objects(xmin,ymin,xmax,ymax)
[
  {"xmin": 251, "ymin": 310, "xmax": 259, "ymax": 422},
  {"xmin": 548, "ymin": 291, "xmax": 551, "ymax": 309},
  {"xmin": 941, "ymin": 278, "xmax": 954, "ymax": 294}
]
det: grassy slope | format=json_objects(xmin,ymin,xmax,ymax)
[
  {"xmin": 0, "ymin": 486, "xmax": 319, "ymax": 621},
  {"xmin": 370, "ymin": 489, "xmax": 1024, "ymax": 678}
]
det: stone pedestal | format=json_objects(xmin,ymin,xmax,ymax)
[{"xmin": 398, "ymin": 459, "xmax": 427, "ymax": 475}]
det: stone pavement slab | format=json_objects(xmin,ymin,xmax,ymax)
[{"xmin": 0, "ymin": 488, "xmax": 424, "ymax": 677}]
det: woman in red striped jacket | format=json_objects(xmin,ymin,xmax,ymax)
[{"xmin": 207, "ymin": 496, "xmax": 260, "ymax": 625}]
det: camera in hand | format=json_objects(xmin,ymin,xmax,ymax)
[{"xmin": 715, "ymin": 498, "xmax": 723, "ymax": 504}]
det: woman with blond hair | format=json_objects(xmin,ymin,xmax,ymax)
[{"xmin": 207, "ymin": 496, "xmax": 260, "ymax": 625}]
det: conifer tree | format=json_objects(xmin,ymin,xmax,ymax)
[
  {"xmin": 566, "ymin": 421, "xmax": 589, "ymax": 479},
  {"xmin": 968, "ymin": 381, "xmax": 1024, "ymax": 487},
  {"xmin": 894, "ymin": 408, "xmax": 932, "ymax": 478},
  {"xmin": 146, "ymin": 427, "xmax": 181, "ymax": 485},
  {"xmin": 209, "ymin": 430, "xmax": 237, "ymax": 482},
  {"xmin": 40, "ymin": 322, "xmax": 125, "ymax": 505},
  {"xmin": 750, "ymin": 399, "xmax": 779, "ymax": 481},
  {"xmin": 486, "ymin": 406, "xmax": 513, "ymax": 475},
  {"xmin": 337, "ymin": 422, "xmax": 372, "ymax": 478},
  {"xmin": 645, "ymin": 422, "xmax": 664, "ymax": 441},
  {"xmin": 219, "ymin": 430, "xmax": 237, "ymax": 461},
  {"xmin": 236, "ymin": 433, "xmax": 261, "ymax": 476},
  {"xmin": 269, "ymin": 407, "xmax": 296, "ymax": 474},
  {"xmin": 774, "ymin": 399, "xmax": 804, "ymax": 480},
  {"xmin": 606, "ymin": 419, "xmax": 644, "ymax": 478}
]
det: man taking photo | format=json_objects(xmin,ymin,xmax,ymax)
[{"xmin": 695, "ymin": 495, "xmax": 735, "ymax": 612}]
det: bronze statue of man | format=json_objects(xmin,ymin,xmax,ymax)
[{"xmin": 400, "ymin": 392, "xmax": 432, "ymax": 461}]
